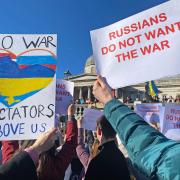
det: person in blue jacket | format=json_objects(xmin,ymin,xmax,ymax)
[{"xmin": 92, "ymin": 76, "xmax": 180, "ymax": 180}]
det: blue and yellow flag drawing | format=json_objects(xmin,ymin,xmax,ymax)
[{"xmin": 0, "ymin": 51, "xmax": 56, "ymax": 107}]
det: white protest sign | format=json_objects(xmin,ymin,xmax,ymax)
[
  {"xmin": 165, "ymin": 129, "xmax": 180, "ymax": 141},
  {"xmin": 55, "ymin": 79, "xmax": 74, "ymax": 115},
  {"xmin": 82, "ymin": 108, "xmax": 103, "ymax": 131},
  {"xmin": 159, "ymin": 105, "xmax": 165, "ymax": 132},
  {"xmin": 0, "ymin": 34, "xmax": 57, "ymax": 140},
  {"xmin": 135, "ymin": 103, "xmax": 163, "ymax": 123},
  {"xmin": 161, "ymin": 103, "xmax": 180, "ymax": 134},
  {"xmin": 90, "ymin": 0, "xmax": 180, "ymax": 89},
  {"xmin": 134, "ymin": 101, "xmax": 141, "ymax": 110}
]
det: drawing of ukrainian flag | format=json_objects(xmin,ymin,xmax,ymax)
[{"xmin": 0, "ymin": 54, "xmax": 56, "ymax": 107}]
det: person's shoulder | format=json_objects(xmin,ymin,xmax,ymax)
[{"xmin": 88, "ymin": 151, "xmax": 104, "ymax": 167}]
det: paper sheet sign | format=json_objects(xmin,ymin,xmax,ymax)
[
  {"xmin": 135, "ymin": 103, "xmax": 163, "ymax": 123},
  {"xmin": 161, "ymin": 103, "xmax": 180, "ymax": 134},
  {"xmin": 55, "ymin": 79, "xmax": 74, "ymax": 115},
  {"xmin": 82, "ymin": 108, "xmax": 103, "ymax": 131},
  {"xmin": 134, "ymin": 101, "xmax": 141, "ymax": 110},
  {"xmin": 0, "ymin": 34, "xmax": 57, "ymax": 140},
  {"xmin": 91, "ymin": 0, "xmax": 180, "ymax": 88}
]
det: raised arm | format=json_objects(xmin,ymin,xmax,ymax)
[
  {"xmin": 76, "ymin": 117, "xmax": 90, "ymax": 168},
  {"xmin": 92, "ymin": 76, "xmax": 180, "ymax": 179},
  {"xmin": 0, "ymin": 128, "xmax": 57, "ymax": 180},
  {"xmin": 54, "ymin": 104, "xmax": 78, "ymax": 173}
]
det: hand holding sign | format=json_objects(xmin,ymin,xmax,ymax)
[{"xmin": 93, "ymin": 76, "xmax": 113, "ymax": 105}]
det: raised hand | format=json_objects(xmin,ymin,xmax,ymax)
[
  {"xmin": 77, "ymin": 116, "xmax": 83, "ymax": 128},
  {"xmin": 68, "ymin": 104, "xmax": 75, "ymax": 116},
  {"xmin": 30, "ymin": 127, "xmax": 57, "ymax": 154},
  {"xmin": 93, "ymin": 76, "xmax": 113, "ymax": 105}
]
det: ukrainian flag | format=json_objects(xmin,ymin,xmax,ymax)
[{"xmin": 148, "ymin": 81, "xmax": 159, "ymax": 97}]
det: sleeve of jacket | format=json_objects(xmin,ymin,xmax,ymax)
[
  {"xmin": 0, "ymin": 151, "xmax": 37, "ymax": 180},
  {"xmin": 2, "ymin": 141, "xmax": 19, "ymax": 164},
  {"xmin": 76, "ymin": 128, "xmax": 90, "ymax": 168},
  {"xmin": 54, "ymin": 119, "xmax": 78, "ymax": 174},
  {"xmin": 104, "ymin": 99, "xmax": 180, "ymax": 179}
]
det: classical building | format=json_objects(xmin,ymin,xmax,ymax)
[
  {"xmin": 67, "ymin": 56, "xmax": 180, "ymax": 102},
  {"xmin": 67, "ymin": 56, "xmax": 97, "ymax": 102}
]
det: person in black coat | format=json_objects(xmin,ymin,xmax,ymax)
[
  {"xmin": 0, "ymin": 151, "xmax": 37, "ymax": 180},
  {"xmin": 85, "ymin": 115, "xmax": 130, "ymax": 180},
  {"xmin": 0, "ymin": 128, "xmax": 57, "ymax": 180}
]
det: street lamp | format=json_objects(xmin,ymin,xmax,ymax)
[{"xmin": 64, "ymin": 69, "xmax": 72, "ymax": 80}]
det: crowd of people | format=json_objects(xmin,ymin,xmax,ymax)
[
  {"xmin": 0, "ymin": 76, "xmax": 180, "ymax": 180},
  {"xmin": 123, "ymin": 95, "xmax": 180, "ymax": 104},
  {"xmin": 75, "ymin": 93, "xmax": 180, "ymax": 107}
]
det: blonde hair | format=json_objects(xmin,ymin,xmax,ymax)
[{"xmin": 90, "ymin": 138, "xmax": 100, "ymax": 159}]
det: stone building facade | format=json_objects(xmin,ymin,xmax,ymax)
[{"xmin": 67, "ymin": 56, "xmax": 180, "ymax": 102}]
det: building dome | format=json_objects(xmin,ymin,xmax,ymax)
[
  {"xmin": 84, "ymin": 55, "xmax": 96, "ymax": 74},
  {"xmin": 85, "ymin": 56, "xmax": 95, "ymax": 66}
]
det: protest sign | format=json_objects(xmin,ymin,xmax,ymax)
[
  {"xmin": 134, "ymin": 101, "xmax": 141, "ymax": 110},
  {"xmin": 55, "ymin": 79, "xmax": 74, "ymax": 115},
  {"xmin": 159, "ymin": 105, "xmax": 165, "ymax": 132},
  {"xmin": 165, "ymin": 129, "xmax": 180, "ymax": 141},
  {"xmin": 82, "ymin": 108, "xmax": 103, "ymax": 131},
  {"xmin": 0, "ymin": 34, "xmax": 57, "ymax": 140},
  {"xmin": 90, "ymin": 0, "xmax": 180, "ymax": 89},
  {"xmin": 135, "ymin": 103, "xmax": 163, "ymax": 123},
  {"xmin": 161, "ymin": 103, "xmax": 180, "ymax": 134}
]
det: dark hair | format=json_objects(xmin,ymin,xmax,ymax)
[{"xmin": 96, "ymin": 115, "xmax": 116, "ymax": 139}]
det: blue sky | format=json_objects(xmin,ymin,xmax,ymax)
[{"xmin": 0, "ymin": 0, "xmax": 168, "ymax": 78}]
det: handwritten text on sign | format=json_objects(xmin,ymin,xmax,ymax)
[
  {"xmin": 162, "ymin": 103, "xmax": 180, "ymax": 134},
  {"xmin": 0, "ymin": 34, "xmax": 56, "ymax": 54},
  {"xmin": 0, "ymin": 34, "xmax": 57, "ymax": 140},
  {"xmin": 55, "ymin": 79, "xmax": 74, "ymax": 115},
  {"xmin": 91, "ymin": 0, "xmax": 180, "ymax": 88}
]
